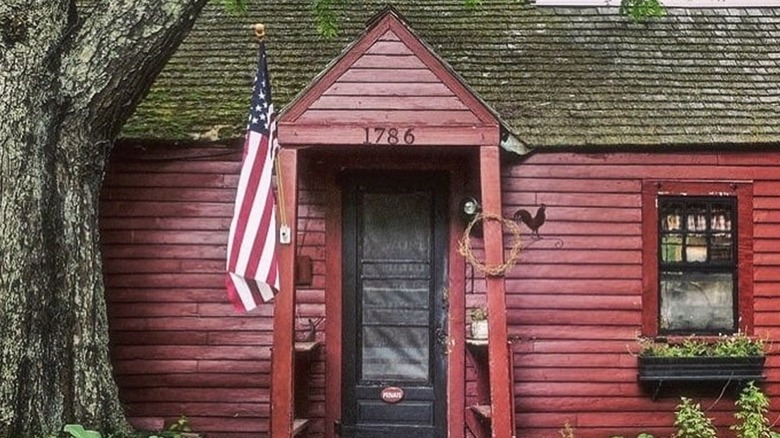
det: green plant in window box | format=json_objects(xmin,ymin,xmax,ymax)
[
  {"xmin": 713, "ymin": 333, "xmax": 766, "ymax": 357},
  {"xmin": 638, "ymin": 333, "xmax": 766, "ymax": 358}
]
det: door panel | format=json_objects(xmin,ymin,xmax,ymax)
[{"xmin": 342, "ymin": 172, "xmax": 447, "ymax": 438}]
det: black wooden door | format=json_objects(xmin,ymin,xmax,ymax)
[{"xmin": 341, "ymin": 171, "xmax": 448, "ymax": 438}]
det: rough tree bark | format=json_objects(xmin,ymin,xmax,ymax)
[{"xmin": 0, "ymin": 1, "xmax": 208, "ymax": 436}]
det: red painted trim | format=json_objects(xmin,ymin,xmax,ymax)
[
  {"xmin": 271, "ymin": 148, "xmax": 298, "ymax": 437},
  {"xmin": 277, "ymin": 123, "xmax": 499, "ymax": 147},
  {"xmin": 641, "ymin": 180, "xmax": 754, "ymax": 336},
  {"xmin": 311, "ymin": 151, "xmax": 470, "ymax": 437},
  {"xmin": 641, "ymin": 182, "xmax": 660, "ymax": 336},
  {"xmin": 324, "ymin": 169, "xmax": 342, "ymax": 438},
  {"xmin": 479, "ymin": 146, "xmax": 514, "ymax": 438},
  {"xmin": 737, "ymin": 184, "xmax": 755, "ymax": 334}
]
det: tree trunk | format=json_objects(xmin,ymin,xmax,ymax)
[{"xmin": 0, "ymin": 1, "xmax": 207, "ymax": 436}]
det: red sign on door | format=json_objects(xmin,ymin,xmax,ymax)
[{"xmin": 380, "ymin": 386, "xmax": 405, "ymax": 404}]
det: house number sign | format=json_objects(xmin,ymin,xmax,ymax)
[
  {"xmin": 363, "ymin": 127, "xmax": 416, "ymax": 146},
  {"xmin": 380, "ymin": 386, "xmax": 405, "ymax": 404}
]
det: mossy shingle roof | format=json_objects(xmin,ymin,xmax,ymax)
[{"xmin": 122, "ymin": 1, "xmax": 780, "ymax": 148}]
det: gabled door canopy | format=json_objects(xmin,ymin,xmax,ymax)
[{"xmin": 276, "ymin": 5, "xmax": 516, "ymax": 150}]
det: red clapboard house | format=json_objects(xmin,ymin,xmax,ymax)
[{"xmin": 103, "ymin": 2, "xmax": 780, "ymax": 437}]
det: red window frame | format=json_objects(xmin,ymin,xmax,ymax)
[{"xmin": 641, "ymin": 181, "xmax": 754, "ymax": 337}]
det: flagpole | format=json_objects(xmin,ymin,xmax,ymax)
[
  {"xmin": 253, "ymin": 22, "xmax": 290, "ymax": 243},
  {"xmin": 247, "ymin": 23, "xmax": 296, "ymax": 436}
]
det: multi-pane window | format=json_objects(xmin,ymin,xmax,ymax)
[
  {"xmin": 641, "ymin": 181, "xmax": 753, "ymax": 337},
  {"xmin": 658, "ymin": 198, "xmax": 736, "ymax": 334}
]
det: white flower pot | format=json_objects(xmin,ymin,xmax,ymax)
[{"xmin": 470, "ymin": 319, "xmax": 488, "ymax": 339}]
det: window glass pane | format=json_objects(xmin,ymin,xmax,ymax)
[
  {"xmin": 359, "ymin": 191, "xmax": 432, "ymax": 383},
  {"xmin": 660, "ymin": 271, "xmax": 734, "ymax": 333},
  {"xmin": 684, "ymin": 203, "xmax": 708, "ymax": 232},
  {"xmin": 362, "ymin": 326, "xmax": 428, "ymax": 381},
  {"xmin": 711, "ymin": 233, "xmax": 734, "ymax": 262},
  {"xmin": 362, "ymin": 193, "xmax": 430, "ymax": 261},
  {"xmin": 362, "ymin": 278, "xmax": 429, "ymax": 325},
  {"xmin": 661, "ymin": 203, "xmax": 684, "ymax": 231},
  {"xmin": 711, "ymin": 205, "xmax": 733, "ymax": 232},
  {"xmin": 685, "ymin": 234, "xmax": 708, "ymax": 262},
  {"xmin": 661, "ymin": 234, "xmax": 683, "ymax": 263}
]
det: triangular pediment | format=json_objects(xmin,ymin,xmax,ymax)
[{"xmin": 277, "ymin": 7, "xmax": 500, "ymax": 147}]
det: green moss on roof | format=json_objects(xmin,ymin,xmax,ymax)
[{"xmin": 122, "ymin": 1, "xmax": 780, "ymax": 148}]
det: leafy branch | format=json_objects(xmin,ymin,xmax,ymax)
[
  {"xmin": 619, "ymin": 0, "xmax": 666, "ymax": 23},
  {"xmin": 220, "ymin": 0, "xmax": 248, "ymax": 15},
  {"xmin": 221, "ymin": 0, "xmax": 667, "ymax": 38},
  {"xmin": 312, "ymin": 0, "xmax": 346, "ymax": 38}
]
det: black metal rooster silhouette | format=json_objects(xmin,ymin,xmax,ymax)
[{"xmin": 513, "ymin": 204, "xmax": 547, "ymax": 239}]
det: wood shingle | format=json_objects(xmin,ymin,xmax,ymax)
[{"xmin": 123, "ymin": 1, "xmax": 780, "ymax": 148}]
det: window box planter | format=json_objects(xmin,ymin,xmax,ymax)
[
  {"xmin": 636, "ymin": 333, "xmax": 766, "ymax": 399},
  {"xmin": 638, "ymin": 355, "xmax": 766, "ymax": 400},
  {"xmin": 638, "ymin": 355, "xmax": 765, "ymax": 383}
]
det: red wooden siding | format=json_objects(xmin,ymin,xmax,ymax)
[
  {"xmin": 502, "ymin": 151, "xmax": 780, "ymax": 438},
  {"xmin": 103, "ymin": 146, "xmax": 780, "ymax": 438},
  {"xmin": 102, "ymin": 145, "xmax": 330, "ymax": 438},
  {"xmin": 102, "ymin": 146, "xmax": 272, "ymax": 438},
  {"xmin": 295, "ymin": 30, "xmax": 481, "ymax": 128}
]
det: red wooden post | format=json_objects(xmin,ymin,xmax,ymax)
[
  {"xmin": 324, "ymin": 169, "xmax": 343, "ymax": 438},
  {"xmin": 271, "ymin": 148, "xmax": 298, "ymax": 438},
  {"xmin": 479, "ymin": 145, "xmax": 515, "ymax": 438},
  {"xmin": 448, "ymin": 169, "xmax": 466, "ymax": 438}
]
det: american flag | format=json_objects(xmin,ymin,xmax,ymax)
[{"xmin": 225, "ymin": 42, "xmax": 279, "ymax": 312}]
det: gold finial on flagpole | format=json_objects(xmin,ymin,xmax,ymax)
[{"xmin": 253, "ymin": 23, "xmax": 266, "ymax": 42}]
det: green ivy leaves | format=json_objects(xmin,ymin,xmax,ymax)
[
  {"xmin": 619, "ymin": 0, "xmax": 666, "ymax": 23},
  {"xmin": 220, "ymin": 0, "xmax": 669, "ymax": 38}
]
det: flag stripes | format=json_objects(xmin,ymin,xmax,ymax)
[{"xmin": 226, "ymin": 43, "xmax": 279, "ymax": 312}]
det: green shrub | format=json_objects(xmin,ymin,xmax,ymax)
[
  {"xmin": 63, "ymin": 425, "xmax": 101, "ymax": 438},
  {"xmin": 674, "ymin": 397, "xmax": 718, "ymax": 438},
  {"xmin": 732, "ymin": 382, "xmax": 780, "ymax": 438}
]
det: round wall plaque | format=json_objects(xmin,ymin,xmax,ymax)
[{"xmin": 380, "ymin": 386, "xmax": 404, "ymax": 404}]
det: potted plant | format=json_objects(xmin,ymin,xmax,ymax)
[
  {"xmin": 636, "ymin": 333, "xmax": 766, "ymax": 385},
  {"xmin": 469, "ymin": 306, "xmax": 488, "ymax": 340}
]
